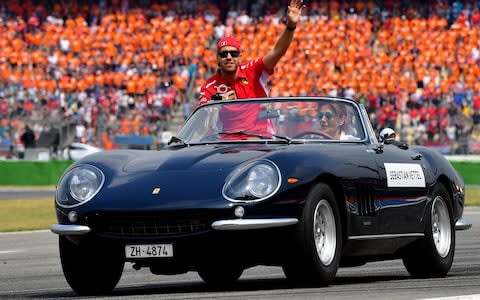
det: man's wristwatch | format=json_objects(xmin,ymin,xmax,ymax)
[{"xmin": 286, "ymin": 24, "xmax": 296, "ymax": 31}]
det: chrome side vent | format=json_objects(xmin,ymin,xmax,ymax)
[{"xmin": 356, "ymin": 183, "xmax": 375, "ymax": 216}]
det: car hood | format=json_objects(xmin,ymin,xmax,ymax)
[
  {"xmin": 81, "ymin": 144, "xmax": 277, "ymax": 173},
  {"xmin": 71, "ymin": 144, "xmax": 282, "ymax": 212}
]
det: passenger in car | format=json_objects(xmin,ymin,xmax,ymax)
[{"xmin": 195, "ymin": 0, "xmax": 305, "ymax": 139}]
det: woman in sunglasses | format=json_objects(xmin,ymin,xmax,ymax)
[{"xmin": 317, "ymin": 102, "xmax": 359, "ymax": 141}]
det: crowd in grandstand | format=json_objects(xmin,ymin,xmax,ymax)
[{"xmin": 0, "ymin": 0, "xmax": 480, "ymax": 158}]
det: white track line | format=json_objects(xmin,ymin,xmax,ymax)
[
  {"xmin": 0, "ymin": 250, "xmax": 18, "ymax": 254},
  {"xmin": 420, "ymin": 294, "xmax": 480, "ymax": 300}
]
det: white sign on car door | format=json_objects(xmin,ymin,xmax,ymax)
[{"xmin": 384, "ymin": 163, "xmax": 426, "ymax": 188}]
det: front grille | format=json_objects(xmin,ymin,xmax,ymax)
[{"xmin": 87, "ymin": 213, "xmax": 213, "ymax": 236}]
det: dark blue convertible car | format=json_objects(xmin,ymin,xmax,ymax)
[{"xmin": 51, "ymin": 97, "xmax": 471, "ymax": 295}]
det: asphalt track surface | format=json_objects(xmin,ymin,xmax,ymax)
[
  {"xmin": 0, "ymin": 209, "xmax": 479, "ymax": 300},
  {"xmin": 0, "ymin": 187, "xmax": 54, "ymax": 200}
]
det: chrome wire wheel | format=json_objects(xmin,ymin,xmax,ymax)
[
  {"xmin": 431, "ymin": 196, "xmax": 451, "ymax": 258},
  {"xmin": 314, "ymin": 199, "xmax": 337, "ymax": 266}
]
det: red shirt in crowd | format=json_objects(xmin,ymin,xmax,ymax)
[
  {"xmin": 472, "ymin": 10, "xmax": 480, "ymax": 27},
  {"xmin": 473, "ymin": 95, "xmax": 480, "ymax": 110},
  {"xmin": 197, "ymin": 58, "xmax": 274, "ymax": 137},
  {"xmin": 0, "ymin": 100, "xmax": 8, "ymax": 116}
]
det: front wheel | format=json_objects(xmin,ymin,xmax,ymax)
[
  {"xmin": 59, "ymin": 236, "xmax": 124, "ymax": 296},
  {"xmin": 283, "ymin": 183, "xmax": 342, "ymax": 285},
  {"xmin": 402, "ymin": 183, "xmax": 455, "ymax": 277}
]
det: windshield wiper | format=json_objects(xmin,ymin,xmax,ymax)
[
  {"xmin": 218, "ymin": 130, "xmax": 270, "ymax": 139},
  {"xmin": 217, "ymin": 131, "xmax": 295, "ymax": 144},
  {"xmin": 168, "ymin": 136, "xmax": 190, "ymax": 147}
]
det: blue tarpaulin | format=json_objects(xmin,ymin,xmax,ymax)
[{"xmin": 114, "ymin": 135, "xmax": 153, "ymax": 146}]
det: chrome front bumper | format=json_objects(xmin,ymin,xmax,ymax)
[
  {"xmin": 455, "ymin": 218, "xmax": 472, "ymax": 231},
  {"xmin": 52, "ymin": 217, "xmax": 468, "ymax": 235},
  {"xmin": 211, "ymin": 218, "xmax": 298, "ymax": 230},
  {"xmin": 51, "ymin": 218, "xmax": 299, "ymax": 235},
  {"xmin": 51, "ymin": 224, "xmax": 91, "ymax": 235}
]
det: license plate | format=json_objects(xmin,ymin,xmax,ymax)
[{"xmin": 125, "ymin": 244, "xmax": 173, "ymax": 258}]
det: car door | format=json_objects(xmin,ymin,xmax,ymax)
[
  {"xmin": 320, "ymin": 143, "xmax": 382, "ymax": 237},
  {"xmin": 371, "ymin": 143, "xmax": 428, "ymax": 234}
]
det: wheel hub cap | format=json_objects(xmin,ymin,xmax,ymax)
[
  {"xmin": 314, "ymin": 200, "xmax": 336, "ymax": 265},
  {"xmin": 431, "ymin": 197, "xmax": 451, "ymax": 258}
]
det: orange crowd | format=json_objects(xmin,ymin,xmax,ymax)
[{"xmin": 0, "ymin": 0, "xmax": 479, "ymax": 156}]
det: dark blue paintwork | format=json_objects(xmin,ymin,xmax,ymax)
[{"xmin": 53, "ymin": 97, "xmax": 467, "ymax": 274}]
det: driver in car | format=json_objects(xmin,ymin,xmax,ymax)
[{"xmin": 315, "ymin": 102, "xmax": 359, "ymax": 141}]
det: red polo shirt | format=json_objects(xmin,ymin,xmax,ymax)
[
  {"xmin": 197, "ymin": 58, "xmax": 274, "ymax": 138},
  {"xmin": 198, "ymin": 57, "xmax": 272, "ymax": 104}
]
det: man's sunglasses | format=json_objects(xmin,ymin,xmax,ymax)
[
  {"xmin": 218, "ymin": 50, "xmax": 240, "ymax": 58},
  {"xmin": 318, "ymin": 111, "xmax": 334, "ymax": 120}
]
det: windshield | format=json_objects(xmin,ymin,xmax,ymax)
[{"xmin": 175, "ymin": 98, "xmax": 367, "ymax": 144}]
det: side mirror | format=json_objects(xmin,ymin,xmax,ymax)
[{"xmin": 379, "ymin": 128, "xmax": 396, "ymax": 144}]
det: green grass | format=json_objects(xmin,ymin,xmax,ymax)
[
  {"xmin": 0, "ymin": 199, "xmax": 55, "ymax": 232},
  {"xmin": 0, "ymin": 186, "xmax": 479, "ymax": 233},
  {"xmin": 0, "ymin": 160, "xmax": 73, "ymax": 185},
  {"xmin": 466, "ymin": 186, "xmax": 480, "ymax": 207}
]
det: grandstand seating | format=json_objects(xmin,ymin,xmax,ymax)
[{"xmin": 0, "ymin": 0, "xmax": 479, "ymax": 157}]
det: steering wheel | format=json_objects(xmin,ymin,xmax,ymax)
[{"xmin": 293, "ymin": 130, "xmax": 334, "ymax": 140}]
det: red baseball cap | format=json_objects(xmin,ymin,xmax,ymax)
[{"xmin": 216, "ymin": 36, "xmax": 241, "ymax": 52}]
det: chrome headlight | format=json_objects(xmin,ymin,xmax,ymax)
[
  {"xmin": 223, "ymin": 160, "xmax": 281, "ymax": 202},
  {"xmin": 56, "ymin": 165, "xmax": 105, "ymax": 208}
]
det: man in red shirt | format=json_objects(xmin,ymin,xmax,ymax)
[{"xmin": 197, "ymin": 0, "xmax": 304, "ymax": 137}]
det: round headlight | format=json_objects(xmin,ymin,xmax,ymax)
[
  {"xmin": 69, "ymin": 168, "xmax": 102, "ymax": 202},
  {"xmin": 223, "ymin": 160, "xmax": 281, "ymax": 202},
  {"xmin": 56, "ymin": 165, "xmax": 105, "ymax": 207},
  {"xmin": 246, "ymin": 164, "xmax": 278, "ymax": 198}
]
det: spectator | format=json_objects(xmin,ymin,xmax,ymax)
[
  {"xmin": 15, "ymin": 136, "xmax": 25, "ymax": 159},
  {"xmin": 0, "ymin": 0, "xmax": 479, "ymax": 155},
  {"xmin": 20, "ymin": 125, "xmax": 35, "ymax": 148}
]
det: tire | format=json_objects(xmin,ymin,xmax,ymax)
[
  {"xmin": 282, "ymin": 183, "xmax": 342, "ymax": 285},
  {"xmin": 59, "ymin": 236, "xmax": 124, "ymax": 296},
  {"xmin": 197, "ymin": 264, "xmax": 243, "ymax": 288},
  {"xmin": 402, "ymin": 183, "xmax": 455, "ymax": 277}
]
